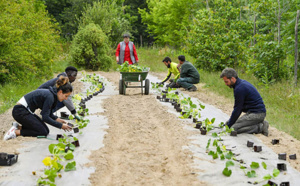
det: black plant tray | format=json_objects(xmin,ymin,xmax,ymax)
[{"xmin": 0, "ymin": 153, "xmax": 18, "ymax": 166}]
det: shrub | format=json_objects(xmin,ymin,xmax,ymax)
[{"xmin": 70, "ymin": 23, "xmax": 112, "ymax": 71}]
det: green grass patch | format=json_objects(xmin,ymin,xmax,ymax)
[{"xmin": 0, "ymin": 53, "xmax": 70, "ymax": 114}]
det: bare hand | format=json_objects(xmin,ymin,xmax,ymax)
[
  {"xmin": 116, "ymin": 56, "xmax": 119, "ymax": 62},
  {"xmin": 61, "ymin": 123, "xmax": 72, "ymax": 132}
]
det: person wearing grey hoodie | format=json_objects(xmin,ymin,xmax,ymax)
[{"xmin": 4, "ymin": 76, "xmax": 73, "ymax": 140}]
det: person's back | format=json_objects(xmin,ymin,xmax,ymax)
[{"xmin": 180, "ymin": 61, "xmax": 200, "ymax": 81}]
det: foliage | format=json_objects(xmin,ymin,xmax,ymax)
[
  {"xmin": 117, "ymin": 61, "xmax": 149, "ymax": 72},
  {"xmin": 0, "ymin": 0, "xmax": 60, "ymax": 84},
  {"xmin": 140, "ymin": 0, "xmax": 201, "ymax": 48},
  {"xmin": 187, "ymin": 0, "xmax": 252, "ymax": 71},
  {"xmin": 70, "ymin": 23, "xmax": 113, "ymax": 71},
  {"xmin": 79, "ymin": 0, "xmax": 133, "ymax": 47}
]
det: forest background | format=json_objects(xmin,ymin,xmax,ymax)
[{"xmin": 0, "ymin": 0, "xmax": 299, "ymax": 139}]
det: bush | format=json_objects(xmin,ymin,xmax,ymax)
[
  {"xmin": 0, "ymin": 0, "xmax": 60, "ymax": 84},
  {"xmin": 70, "ymin": 23, "xmax": 112, "ymax": 71}
]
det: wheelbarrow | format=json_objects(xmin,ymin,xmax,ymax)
[{"xmin": 119, "ymin": 68, "xmax": 150, "ymax": 95}]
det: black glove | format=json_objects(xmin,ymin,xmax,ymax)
[{"xmin": 157, "ymin": 82, "xmax": 164, "ymax": 86}]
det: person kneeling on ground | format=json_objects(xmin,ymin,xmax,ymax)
[
  {"xmin": 3, "ymin": 76, "xmax": 73, "ymax": 141},
  {"xmin": 38, "ymin": 66, "xmax": 80, "ymax": 120},
  {"xmin": 157, "ymin": 57, "xmax": 181, "ymax": 88},
  {"xmin": 220, "ymin": 68, "xmax": 269, "ymax": 136},
  {"xmin": 176, "ymin": 55, "xmax": 200, "ymax": 92}
]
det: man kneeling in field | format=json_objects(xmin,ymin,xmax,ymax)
[{"xmin": 220, "ymin": 68, "xmax": 269, "ymax": 136}]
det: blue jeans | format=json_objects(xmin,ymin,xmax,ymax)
[{"xmin": 177, "ymin": 77, "xmax": 199, "ymax": 89}]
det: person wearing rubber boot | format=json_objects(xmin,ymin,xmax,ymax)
[
  {"xmin": 38, "ymin": 66, "xmax": 80, "ymax": 120},
  {"xmin": 176, "ymin": 55, "xmax": 199, "ymax": 92},
  {"xmin": 157, "ymin": 57, "xmax": 180, "ymax": 88},
  {"xmin": 220, "ymin": 68, "xmax": 269, "ymax": 136}
]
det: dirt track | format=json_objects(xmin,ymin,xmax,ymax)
[{"xmin": 1, "ymin": 71, "xmax": 300, "ymax": 185}]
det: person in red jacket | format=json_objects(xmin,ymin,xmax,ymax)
[{"xmin": 115, "ymin": 33, "xmax": 139, "ymax": 65}]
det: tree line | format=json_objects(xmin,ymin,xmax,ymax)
[{"xmin": 1, "ymin": 0, "xmax": 300, "ymax": 85}]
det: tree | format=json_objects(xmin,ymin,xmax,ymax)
[
  {"xmin": 0, "ymin": 0, "xmax": 60, "ymax": 84},
  {"xmin": 70, "ymin": 23, "xmax": 113, "ymax": 71}
]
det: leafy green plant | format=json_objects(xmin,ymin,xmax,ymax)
[{"xmin": 117, "ymin": 61, "xmax": 149, "ymax": 72}]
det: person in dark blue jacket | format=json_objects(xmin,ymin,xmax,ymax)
[
  {"xmin": 4, "ymin": 76, "xmax": 73, "ymax": 140},
  {"xmin": 220, "ymin": 68, "xmax": 269, "ymax": 136}
]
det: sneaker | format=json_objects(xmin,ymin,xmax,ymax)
[
  {"xmin": 3, "ymin": 126, "xmax": 17, "ymax": 141},
  {"xmin": 188, "ymin": 85, "xmax": 197, "ymax": 92},
  {"xmin": 12, "ymin": 122, "xmax": 20, "ymax": 129},
  {"xmin": 262, "ymin": 120, "xmax": 269, "ymax": 136}
]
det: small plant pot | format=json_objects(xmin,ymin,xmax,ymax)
[
  {"xmin": 195, "ymin": 123, "xmax": 202, "ymax": 129},
  {"xmin": 181, "ymin": 111, "xmax": 186, "ymax": 116},
  {"xmin": 73, "ymin": 127, "xmax": 79, "ymax": 133},
  {"xmin": 0, "ymin": 153, "xmax": 18, "ymax": 166},
  {"xmin": 68, "ymin": 123, "xmax": 74, "ymax": 127},
  {"xmin": 65, "ymin": 146, "xmax": 71, "ymax": 153},
  {"xmin": 175, "ymin": 91, "xmax": 179, "ymax": 95},
  {"xmin": 280, "ymin": 182, "xmax": 290, "ymax": 186},
  {"xmin": 71, "ymin": 140, "xmax": 80, "ymax": 147},
  {"xmin": 277, "ymin": 163, "xmax": 287, "ymax": 171},
  {"xmin": 162, "ymin": 94, "xmax": 166, "ymax": 99},
  {"xmin": 188, "ymin": 115, "xmax": 192, "ymax": 119},
  {"xmin": 157, "ymin": 96, "xmax": 161, "ymax": 100},
  {"xmin": 79, "ymin": 112, "xmax": 85, "ymax": 117},
  {"xmin": 247, "ymin": 141, "xmax": 254, "ymax": 147},
  {"xmin": 60, "ymin": 112, "xmax": 69, "ymax": 118},
  {"xmin": 267, "ymin": 180, "xmax": 277, "ymax": 186},
  {"xmin": 230, "ymin": 131, "xmax": 237, "ymax": 136},
  {"xmin": 193, "ymin": 118, "xmax": 198, "ymax": 123},
  {"xmin": 56, "ymin": 134, "xmax": 64, "ymax": 140},
  {"xmin": 278, "ymin": 153, "xmax": 287, "ymax": 160},
  {"xmin": 93, "ymin": 92, "xmax": 98, "ymax": 96},
  {"xmin": 176, "ymin": 108, "xmax": 182, "ymax": 112},
  {"xmin": 89, "ymin": 95, "xmax": 93, "ymax": 98},
  {"xmin": 162, "ymin": 90, "xmax": 168, "ymax": 94},
  {"xmin": 289, "ymin": 154, "xmax": 297, "ymax": 160},
  {"xmin": 271, "ymin": 139, "xmax": 280, "ymax": 145},
  {"xmin": 200, "ymin": 128, "xmax": 207, "ymax": 135},
  {"xmin": 171, "ymin": 101, "xmax": 176, "ymax": 106},
  {"xmin": 254, "ymin": 145, "xmax": 262, "ymax": 152},
  {"xmin": 165, "ymin": 98, "xmax": 170, "ymax": 102}
]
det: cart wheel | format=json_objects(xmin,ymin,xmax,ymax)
[
  {"xmin": 145, "ymin": 79, "xmax": 150, "ymax": 95},
  {"xmin": 119, "ymin": 80, "xmax": 123, "ymax": 94}
]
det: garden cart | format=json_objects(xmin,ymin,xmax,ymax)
[{"xmin": 119, "ymin": 68, "xmax": 150, "ymax": 95}]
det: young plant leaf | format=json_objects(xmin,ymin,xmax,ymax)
[
  {"xmin": 263, "ymin": 174, "xmax": 272, "ymax": 180},
  {"xmin": 246, "ymin": 170, "xmax": 257, "ymax": 178},
  {"xmin": 240, "ymin": 165, "xmax": 246, "ymax": 169},
  {"xmin": 226, "ymin": 160, "xmax": 234, "ymax": 168},
  {"xmin": 212, "ymin": 132, "xmax": 218, "ymax": 138},
  {"xmin": 213, "ymin": 152, "xmax": 219, "ymax": 159},
  {"xmin": 222, "ymin": 167, "xmax": 232, "ymax": 177},
  {"xmin": 273, "ymin": 168, "xmax": 280, "ymax": 177},
  {"xmin": 65, "ymin": 161, "xmax": 76, "ymax": 172},
  {"xmin": 211, "ymin": 118, "xmax": 215, "ymax": 124},
  {"xmin": 261, "ymin": 162, "xmax": 267, "ymax": 170},
  {"xmin": 213, "ymin": 139, "xmax": 218, "ymax": 147},
  {"xmin": 206, "ymin": 139, "xmax": 211, "ymax": 149},
  {"xmin": 217, "ymin": 146, "xmax": 223, "ymax": 154},
  {"xmin": 250, "ymin": 162, "xmax": 260, "ymax": 169},
  {"xmin": 225, "ymin": 151, "xmax": 233, "ymax": 159},
  {"xmin": 220, "ymin": 154, "xmax": 225, "ymax": 160},
  {"xmin": 64, "ymin": 152, "xmax": 74, "ymax": 160}
]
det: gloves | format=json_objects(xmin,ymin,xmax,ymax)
[
  {"xmin": 157, "ymin": 82, "xmax": 164, "ymax": 86},
  {"xmin": 74, "ymin": 114, "xmax": 81, "ymax": 121}
]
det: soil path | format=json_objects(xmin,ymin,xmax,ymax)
[{"xmin": 87, "ymin": 72, "xmax": 205, "ymax": 185}]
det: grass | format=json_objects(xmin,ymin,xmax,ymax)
[
  {"xmin": 0, "ymin": 52, "xmax": 70, "ymax": 114},
  {"xmin": 137, "ymin": 47, "xmax": 300, "ymax": 140}
]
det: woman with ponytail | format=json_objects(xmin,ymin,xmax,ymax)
[{"xmin": 4, "ymin": 76, "xmax": 73, "ymax": 140}]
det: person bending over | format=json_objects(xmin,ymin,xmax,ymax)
[
  {"xmin": 220, "ymin": 68, "xmax": 269, "ymax": 136},
  {"xmin": 158, "ymin": 57, "xmax": 180, "ymax": 88},
  {"xmin": 4, "ymin": 76, "xmax": 73, "ymax": 141},
  {"xmin": 176, "ymin": 55, "xmax": 200, "ymax": 91},
  {"xmin": 39, "ymin": 66, "xmax": 78, "ymax": 118}
]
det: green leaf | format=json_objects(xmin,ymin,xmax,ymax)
[
  {"xmin": 250, "ymin": 162, "xmax": 260, "ymax": 169},
  {"xmin": 217, "ymin": 146, "xmax": 223, "ymax": 154},
  {"xmin": 273, "ymin": 169, "xmax": 280, "ymax": 177},
  {"xmin": 211, "ymin": 118, "xmax": 215, "ymax": 124},
  {"xmin": 212, "ymin": 132, "xmax": 218, "ymax": 138},
  {"xmin": 261, "ymin": 162, "xmax": 267, "ymax": 170},
  {"xmin": 213, "ymin": 139, "xmax": 218, "ymax": 147},
  {"xmin": 64, "ymin": 152, "xmax": 74, "ymax": 160},
  {"xmin": 263, "ymin": 174, "xmax": 272, "ymax": 180},
  {"xmin": 246, "ymin": 170, "xmax": 257, "ymax": 178},
  {"xmin": 220, "ymin": 154, "xmax": 225, "ymax": 160},
  {"xmin": 65, "ymin": 161, "xmax": 76, "ymax": 172},
  {"xmin": 225, "ymin": 151, "xmax": 233, "ymax": 159},
  {"xmin": 213, "ymin": 152, "xmax": 219, "ymax": 159},
  {"xmin": 240, "ymin": 165, "xmax": 246, "ymax": 169},
  {"xmin": 208, "ymin": 151, "xmax": 214, "ymax": 156},
  {"xmin": 226, "ymin": 160, "xmax": 234, "ymax": 168},
  {"xmin": 206, "ymin": 139, "xmax": 211, "ymax": 149},
  {"xmin": 49, "ymin": 144, "xmax": 56, "ymax": 154},
  {"xmin": 222, "ymin": 167, "xmax": 232, "ymax": 177}
]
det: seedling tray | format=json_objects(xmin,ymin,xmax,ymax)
[{"xmin": 0, "ymin": 153, "xmax": 18, "ymax": 166}]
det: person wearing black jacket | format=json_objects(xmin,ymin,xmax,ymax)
[
  {"xmin": 220, "ymin": 68, "xmax": 269, "ymax": 136},
  {"xmin": 38, "ymin": 66, "xmax": 78, "ymax": 116},
  {"xmin": 3, "ymin": 76, "xmax": 73, "ymax": 140}
]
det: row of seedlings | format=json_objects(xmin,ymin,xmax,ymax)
[{"xmin": 35, "ymin": 73, "xmax": 105, "ymax": 186}]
